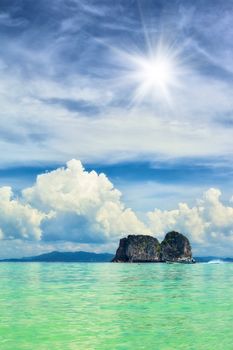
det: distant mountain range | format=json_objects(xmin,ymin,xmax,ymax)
[
  {"xmin": 0, "ymin": 251, "xmax": 114, "ymax": 263},
  {"xmin": 0, "ymin": 251, "xmax": 232, "ymax": 263}
]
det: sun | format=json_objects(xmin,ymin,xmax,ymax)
[
  {"xmin": 113, "ymin": 40, "xmax": 186, "ymax": 104},
  {"xmin": 141, "ymin": 58, "xmax": 172, "ymax": 87},
  {"xmin": 133, "ymin": 53, "xmax": 176, "ymax": 99}
]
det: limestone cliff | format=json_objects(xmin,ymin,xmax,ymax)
[
  {"xmin": 160, "ymin": 231, "xmax": 194, "ymax": 263},
  {"xmin": 112, "ymin": 235, "xmax": 161, "ymax": 262},
  {"xmin": 112, "ymin": 231, "xmax": 195, "ymax": 263}
]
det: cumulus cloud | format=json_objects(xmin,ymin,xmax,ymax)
[
  {"xmin": 148, "ymin": 188, "xmax": 233, "ymax": 248},
  {"xmin": 0, "ymin": 186, "xmax": 51, "ymax": 240},
  {"xmin": 21, "ymin": 159, "xmax": 150, "ymax": 243},
  {"xmin": 1, "ymin": 160, "xmax": 233, "ymax": 256}
]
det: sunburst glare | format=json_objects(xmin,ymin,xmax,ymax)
[{"xmin": 113, "ymin": 40, "xmax": 189, "ymax": 105}]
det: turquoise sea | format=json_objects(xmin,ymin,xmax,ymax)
[{"xmin": 0, "ymin": 262, "xmax": 232, "ymax": 350}]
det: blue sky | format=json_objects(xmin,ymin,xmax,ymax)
[{"xmin": 1, "ymin": 0, "xmax": 233, "ymax": 258}]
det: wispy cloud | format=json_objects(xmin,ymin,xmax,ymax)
[
  {"xmin": 0, "ymin": 0, "xmax": 233, "ymax": 257},
  {"xmin": 0, "ymin": 0, "xmax": 233, "ymax": 167}
]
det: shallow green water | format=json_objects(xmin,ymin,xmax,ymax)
[{"xmin": 0, "ymin": 263, "xmax": 232, "ymax": 350}]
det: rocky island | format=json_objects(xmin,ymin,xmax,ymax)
[{"xmin": 112, "ymin": 231, "xmax": 195, "ymax": 263}]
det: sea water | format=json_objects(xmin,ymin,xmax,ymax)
[{"xmin": 0, "ymin": 262, "xmax": 232, "ymax": 350}]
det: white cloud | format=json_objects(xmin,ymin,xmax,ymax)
[
  {"xmin": 1, "ymin": 72, "xmax": 233, "ymax": 168},
  {"xmin": 0, "ymin": 186, "xmax": 51, "ymax": 240},
  {"xmin": 0, "ymin": 1, "xmax": 233, "ymax": 258},
  {"xmin": 22, "ymin": 159, "xmax": 150, "ymax": 242},
  {"xmin": 0, "ymin": 24, "xmax": 233, "ymax": 168},
  {"xmin": 0, "ymin": 161, "xmax": 233, "ymax": 256},
  {"xmin": 148, "ymin": 188, "xmax": 233, "ymax": 251},
  {"xmin": 0, "ymin": 1, "xmax": 233, "ymax": 170}
]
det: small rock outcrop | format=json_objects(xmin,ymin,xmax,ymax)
[
  {"xmin": 160, "ymin": 231, "xmax": 193, "ymax": 263},
  {"xmin": 112, "ymin": 231, "xmax": 195, "ymax": 263},
  {"xmin": 112, "ymin": 235, "xmax": 161, "ymax": 262}
]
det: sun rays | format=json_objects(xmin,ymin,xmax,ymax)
[{"xmin": 111, "ymin": 38, "xmax": 189, "ymax": 105}]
